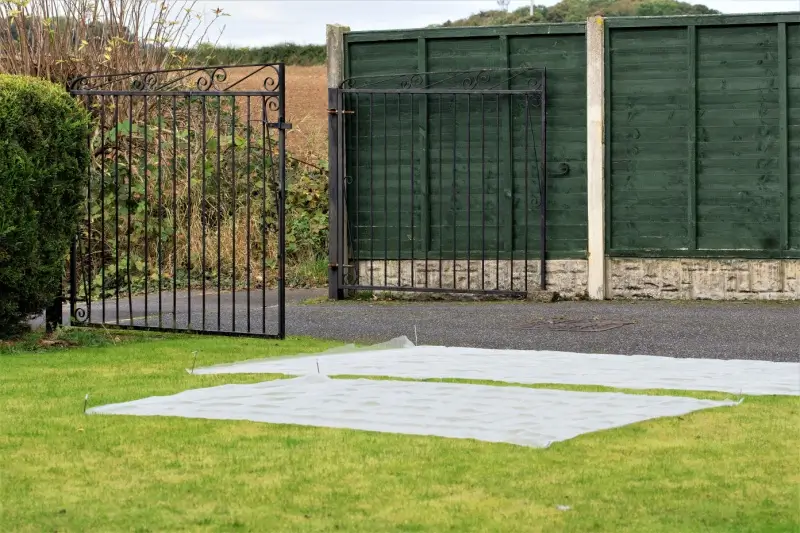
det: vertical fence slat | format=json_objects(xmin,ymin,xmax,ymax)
[
  {"xmin": 602, "ymin": 24, "xmax": 612, "ymax": 257},
  {"xmin": 499, "ymin": 36, "xmax": 514, "ymax": 272},
  {"xmin": 687, "ymin": 25, "xmax": 698, "ymax": 250},
  {"xmin": 417, "ymin": 37, "xmax": 430, "ymax": 268},
  {"xmin": 778, "ymin": 22, "xmax": 789, "ymax": 251}
]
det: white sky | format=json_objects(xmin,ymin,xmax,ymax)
[{"xmin": 195, "ymin": 0, "xmax": 800, "ymax": 46}]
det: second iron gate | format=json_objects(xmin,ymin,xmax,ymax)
[
  {"xmin": 67, "ymin": 64, "xmax": 289, "ymax": 338},
  {"xmin": 329, "ymin": 67, "xmax": 547, "ymax": 297}
]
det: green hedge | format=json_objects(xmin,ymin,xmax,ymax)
[
  {"xmin": 185, "ymin": 43, "xmax": 326, "ymax": 66},
  {"xmin": 0, "ymin": 75, "xmax": 90, "ymax": 336}
]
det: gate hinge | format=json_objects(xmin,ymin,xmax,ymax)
[
  {"xmin": 267, "ymin": 122, "xmax": 293, "ymax": 130},
  {"xmin": 327, "ymin": 108, "xmax": 355, "ymax": 115}
]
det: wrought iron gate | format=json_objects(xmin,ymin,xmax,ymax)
[
  {"xmin": 65, "ymin": 64, "xmax": 289, "ymax": 337},
  {"xmin": 328, "ymin": 67, "xmax": 547, "ymax": 297}
]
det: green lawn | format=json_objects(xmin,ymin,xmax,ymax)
[{"xmin": 1, "ymin": 329, "xmax": 798, "ymax": 532}]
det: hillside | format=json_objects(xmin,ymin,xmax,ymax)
[
  {"xmin": 187, "ymin": 0, "xmax": 720, "ymax": 67},
  {"xmin": 437, "ymin": 0, "xmax": 719, "ymax": 27}
]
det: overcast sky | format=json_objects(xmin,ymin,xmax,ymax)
[{"xmin": 194, "ymin": 0, "xmax": 800, "ymax": 46}]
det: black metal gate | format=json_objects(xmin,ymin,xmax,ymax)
[
  {"xmin": 65, "ymin": 64, "xmax": 289, "ymax": 338},
  {"xmin": 328, "ymin": 67, "xmax": 547, "ymax": 298}
]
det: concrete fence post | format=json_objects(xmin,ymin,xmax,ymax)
[
  {"xmin": 326, "ymin": 24, "xmax": 349, "ymax": 300},
  {"xmin": 586, "ymin": 16, "xmax": 607, "ymax": 300}
]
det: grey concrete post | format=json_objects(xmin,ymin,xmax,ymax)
[
  {"xmin": 327, "ymin": 24, "xmax": 349, "ymax": 299},
  {"xmin": 586, "ymin": 16, "xmax": 607, "ymax": 300}
]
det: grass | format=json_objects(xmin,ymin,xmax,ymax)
[{"xmin": 1, "ymin": 330, "xmax": 798, "ymax": 532}]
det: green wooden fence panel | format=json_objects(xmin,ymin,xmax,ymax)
[
  {"xmin": 607, "ymin": 15, "xmax": 800, "ymax": 258},
  {"xmin": 342, "ymin": 14, "xmax": 799, "ymax": 263},
  {"xmin": 343, "ymin": 25, "xmax": 587, "ymax": 260}
]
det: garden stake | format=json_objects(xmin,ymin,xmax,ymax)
[
  {"xmin": 191, "ymin": 351, "xmax": 198, "ymax": 374},
  {"xmin": 83, "ymin": 393, "xmax": 89, "ymax": 414}
]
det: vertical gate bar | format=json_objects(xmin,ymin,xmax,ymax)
[
  {"xmin": 540, "ymin": 73, "xmax": 548, "ymax": 290},
  {"xmin": 69, "ymin": 234, "xmax": 77, "ymax": 324},
  {"xmin": 496, "ymin": 95, "xmax": 501, "ymax": 291},
  {"xmin": 231, "ymin": 95, "xmax": 237, "ymax": 332},
  {"xmin": 524, "ymin": 94, "xmax": 530, "ymax": 293},
  {"xmin": 687, "ymin": 25, "xmax": 698, "ymax": 251},
  {"xmin": 100, "ymin": 96, "xmax": 106, "ymax": 324},
  {"xmin": 85, "ymin": 95, "xmax": 92, "ymax": 324},
  {"xmin": 410, "ymin": 93, "xmax": 415, "ymax": 288},
  {"xmin": 369, "ymin": 93, "xmax": 374, "ymax": 286},
  {"xmin": 327, "ymin": 88, "xmax": 341, "ymax": 298},
  {"xmin": 156, "ymin": 95, "xmax": 162, "ymax": 328},
  {"xmin": 418, "ymin": 38, "xmax": 430, "ymax": 276},
  {"xmin": 185, "ymin": 95, "xmax": 192, "ymax": 329},
  {"xmin": 337, "ymin": 89, "xmax": 346, "ymax": 294},
  {"xmin": 126, "ymin": 96, "xmax": 133, "ymax": 323},
  {"xmin": 246, "ymin": 97, "xmax": 252, "ymax": 331},
  {"xmin": 201, "ymin": 96, "xmax": 207, "ymax": 331},
  {"xmin": 499, "ymin": 37, "xmax": 514, "ymax": 276},
  {"xmin": 278, "ymin": 64, "xmax": 287, "ymax": 339},
  {"xmin": 216, "ymin": 95, "xmax": 222, "ymax": 331},
  {"xmin": 466, "ymin": 93, "xmax": 471, "ymax": 290},
  {"xmin": 114, "ymin": 95, "xmax": 121, "ymax": 326},
  {"xmin": 481, "ymin": 94, "xmax": 486, "ymax": 291},
  {"xmin": 171, "ymin": 96, "xmax": 178, "ymax": 329},
  {"xmin": 143, "ymin": 95, "xmax": 148, "ymax": 326},
  {"xmin": 397, "ymin": 93, "xmax": 402, "ymax": 288},
  {"xmin": 438, "ymin": 95, "xmax": 443, "ymax": 288},
  {"xmin": 261, "ymin": 96, "xmax": 267, "ymax": 334},
  {"xmin": 354, "ymin": 93, "xmax": 360, "ymax": 287},
  {"xmin": 186, "ymin": 96, "xmax": 192, "ymax": 329},
  {"xmin": 383, "ymin": 94, "xmax": 388, "ymax": 288},
  {"xmin": 778, "ymin": 22, "xmax": 788, "ymax": 250},
  {"xmin": 452, "ymin": 94, "xmax": 457, "ymax": 289}
]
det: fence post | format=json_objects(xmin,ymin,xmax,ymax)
[
  {"xmin": 327, "ymin": 24, "xmax": 349, "ymax": 300},
  {"xmin": 586, "ymin": 16, "xmax": 607, "ymax": 300}
]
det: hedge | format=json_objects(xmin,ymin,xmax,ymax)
[{"xmin": 0, "ymin": 75, "xmax": 90, "ymax": 336}]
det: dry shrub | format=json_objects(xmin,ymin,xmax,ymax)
[{"xmin": 0, "ymin": 0, "xmax": 226, "ymax": 84}]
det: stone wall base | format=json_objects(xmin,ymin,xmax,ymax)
[
  {"xmin": 608, "ymin": 258, "xmax": 799, "ymax": 300},
  {"xmin": 351, "ymin": 258, "xmax": 799, "ymax": 300},
  {"xmin": 355, "ymin": 260, "xmax": 588, "ymax": 298}
]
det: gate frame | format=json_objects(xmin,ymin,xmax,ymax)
[
  {"xmin": 60, "ymin": 63, "xmax": 290, "ymax": 339},
  {"xmin": 329, "ymin": 67, "xmax": 547, "ymax": 298}
]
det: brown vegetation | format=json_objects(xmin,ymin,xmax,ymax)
[{"xmin": 227, "ymin": 65, "xmax": 328, "ymax": 163}]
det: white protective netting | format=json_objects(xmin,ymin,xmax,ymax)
[
  {"xmin": 88, "ymin": 375, "xmax": 738, "ymax": 448},
  {"xmin": 193, "ymin": 337, "xmax": 800, "ymax": 396}
]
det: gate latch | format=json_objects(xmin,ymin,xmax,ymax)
[
  {"xmin": 267, "ymin": 121, "xmax": 293, "ymax": 130},
  {"xmin": 327, "ymin": 108, "xmax": 354, "ymax": 115}
]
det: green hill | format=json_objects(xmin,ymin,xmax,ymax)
[
  {"xmin": 437, "ymin": 0, "xmax": 719, "ymax": 27},
  {"xmin": 190, "ymin": 0, "xmax": 721, "ymax": 66}
]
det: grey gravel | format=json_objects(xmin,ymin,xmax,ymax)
[{"xmin": 37, "ymin": 289, "xmax": 800, "ymax": 362}]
